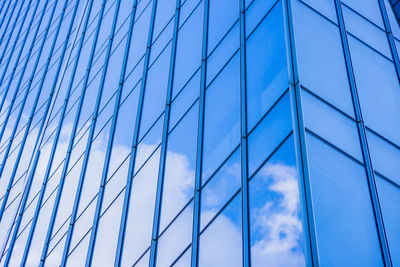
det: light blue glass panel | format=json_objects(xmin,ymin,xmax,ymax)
[
  {"xmin": 367, "ymin": 130, "xmax": 400, "ymax": 186},
  {"xmin": 348, "ymin": 35, "xmax": 400, "ymax": 146},
  {"xmin": 121, "ymin": 148, "xmax": 161, "ymax": 267},
  {"xmin": 199, "ymin": 193, "xmax": 242, "ymax": 267},
  {"xmin": 201, "ymin": 148, "xmax": 240, "ymax": 230},
  {"xmin": 301, "ymin": 89, "xmax": 363, "ymax": 162},
  {"xmin": 140, "ymin": 43, "xmax": 171, "ymax": 140},
  {"xmin": 342, "ymin": 5, "xmax": 392, "ymax": 59},
  {"xmin": 376, "ymin": 176, "xmax": 400, "ymax": 266},
  {"xmin": 206, "ymin": 22, "xmax": 239, "ymax": 86},
  {"xmin": 246, "ymin": 1, "xmax": 288, "ymax": 130},
  {"xmin": 249, "ymin": 136, "xmax": 306, "ymax": 267},
  {"xmin": 341, "ymin": 0, "xmax": 384, "ymax": 28},
  {"xmin": 159, "ymin": 102, "xmax": 198, "ymax": 232},
  {"xmin": 172, "ymin": 0, "xmax": 203, "ymax": 98},
  {"xmin": 248, "ymin": 92, "xmax": 292, "ymax": 176},
  {"xmin": 156, "ymin": 203, "xmax": 193, "ymax": 267},
  {"xmin": 169, "ymin": 70, "xmax": 200, "ymax": 130},
  {"xmin": 293, "ymin": 1, "xmax": 355, "ymax": 117},
  {"xmin": 306, "ymin": 133, "xmax": 383, "ymax": 266},
  {"xmin": 296, "ymin": 0, "xmax": 337, "ymax": 22},
  {"xmin": 203, "ymin": 53, "xmax": 240, "ymax": 180}
]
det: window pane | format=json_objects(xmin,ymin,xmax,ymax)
[
  {"xmin": 203, "ymin": 53, "xmax": 240, "ymax": 180},
  {"xmin": 301, "ymin": 89, "xmax": 363, "ymax": 162},
  {"xmin": 208, "ymin": 0, "xmax": 238, "ymax": 53},
  {"xmin": 376, "ymin": 176, "xmax": 400, "ymax": 266},
  {"xmin": 348, "ymin": 36, "xmax": 400, "ymax": 146},
  {"xmin": 250, "ymin": 136, "xmax": 306, "ymax": 266},
  {"xmin": 293, "ymin": 1, "xmax": 354, "ymax": 116},
  {"xmin": 199, "ymin": 193, "xmax": 242, "ymax": 267},
  {"xmin": 172, "ymin": 1, "xmax": 203, "ymax": 98},
  {"xmin": 248, "ymin": 92, "xmax": 293, "ymax": 176},
  {"xmin": 306, "ymin": 133, "xmax": 383, "ymax": 266},
  {"xmin": 246, "ymin": 1, "xmax": 288, "ymax": 130},
  {"xmin": 201, "ymin": 148, "xmax": 240, "ymax": 230},
  {"xmin": 159, "ymin": 102, "xmax": 198, "ymax": 232},
  {"xmin": 367, "ymin": 130, "xmax": 400, "ymax": 186}
]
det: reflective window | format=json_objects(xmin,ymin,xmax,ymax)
[
  {"xmin": 293, "ymin": 1, "xmax": 355, "ymax": 117},
  {"xmin": 306, "ymin": 133, "xmax": 384, "ymax": 266},
  {"xmin": 199, "ymin": 192, "xmax": 242, "ymax": 267},
  {"xmin": 348, "ymin": 35, "xmax": 400, "ymax": 146},
  {"xmin": 246, "ymin": 2, "xmax": 288, "ymax": 130},
  {"xmin": 203, "ymin": 53, "xmax": 240, "ymax": 180},
  {"xmin": 250, "ymin": 136, "xmax": 306, "ymax": 266},
  {"xmin": 248, "ymin": 92, "xmax": 293, "ymax": 176},
  {"xmin": 376, "ymin": 176, "xmax": 400, "ymax": 266}
]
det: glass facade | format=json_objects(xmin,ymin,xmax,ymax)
[{"xmin": 0, "ymin": 0, "xmax": 398, "ymax": 266}]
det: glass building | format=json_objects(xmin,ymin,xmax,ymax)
[{"xmin": 0, "ymin": 0, "xmax": 398, "ymax": 266}]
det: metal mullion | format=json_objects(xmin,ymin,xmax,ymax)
[
  {"xmin": 111, "ymin": 0, "xmax": 158, "ymax": 265},
  {"xmin": 149, "ymin": 0, "xmax": 180, "ymax": 265},
  {"xmin": 377, "ymin": 0, "xmax": 400, "ymax": 83},
  {"xmin": 0, "ymin": 1, "xmax": 83, "ymax": 260},
  {"xmin": 0, "ymin": 0, "xmax": 48, "ymax": 181},
  {"xmin": 191, "ymin": 0, "xmax": 208, "ymax": 266},
  {"xmin": 39, "ymin": 0, "xmax": 110, "ymax": 265},
  {"xmin": 0, "ymin": 0, "xmax": 32, "ymax": 114},
  {"xmin": 239, "ymin": 0, "xmax": 250, "ymax": 266},
  {"xmin": 282, "ymin": 0, "xmax": 318, "ymax": 266},
  {"xmin": 14, "ymin": 0, "xmax": 95, "ymax": 264},
  {"xmin": 0, "ymin": 0, "xmax": 60, "ymax": 226},
  {"xmin": 335, "ymin": 1, "xmax": 393, "ymax": 265}
]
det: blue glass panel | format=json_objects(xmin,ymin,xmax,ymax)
[
  {"xmin": 201, "ymin": 148, "xmax": 240, "ymax": 230},
  {"xmin": 156, "ymin": 202, "xmax": 193, "ymax": 266},
  {"xmin": 203, "ymin": 53, "xmax": 240, "ymax": 180},
  {"xmin": 306, "ymin": 133, "xmax": 383, "ymax": 266},
  {"xmin": 342, "ymin": 5, "xmax": 392, "ymax": 59},
  {"xmin": 348, "ymin": 35, "xmax": 400, "ymax": 146},
  {"xmin": 159, "ymin": 102, "xmax": 198, "ymax": 232},
  {"xmin": 140, "ymin": 43, "xmax": 171, "ymax": 140},
  {"xmin": 172, "ymin": 1, "xmax": 203, "ymax": 98},
  {"xmin": 199, "ymin": 192, "xmax": 242, "ymax": 267},
  {"xmin": 245, "ymin": 0, "xmax": 276, "ymax": 36},
  {"xmin": 246, "ymin": 2, "xmax": 288, "ymax": 130},
  {"xmin": 293, "ymin": 1, "xmax": 355, "ymax": 117},
  {"xmin": 376, "ymin": 176, "xmax": 400, "ymax": 266},
  {"xmin": 121, "ymin": 148, "xmax": 160, "ymax": 267},
  {"xmin": 367, "ymin": 130, "xmax": 400, "ymax": 186},
  {"xmin": 301, "ymin": 89, "xmax": 363, "ymax": 162},
  {"xmin": 207, "ymin": 22, "xmax": 239, "ymax": 86},
  {"xmin": 248, "ymin": 92, "xmax": 292, "ymax": 176},
  {"xmin": 169, "ymin": 70, "xmax": 200, "ymax": 131},
  {"xmin": 249, "ymin": 136, "xmax": 306, "ymax": 266},
  {"xmin": 208, "ymin": 0, "xmax": 238, "ymax": 54},
  {"xmin": 341, "ymin": 0, "xmax": 384, "ymax": 28},
  {"xmin": 299, "ymin": 0, "xmax": 337, "ymax": 22}
]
